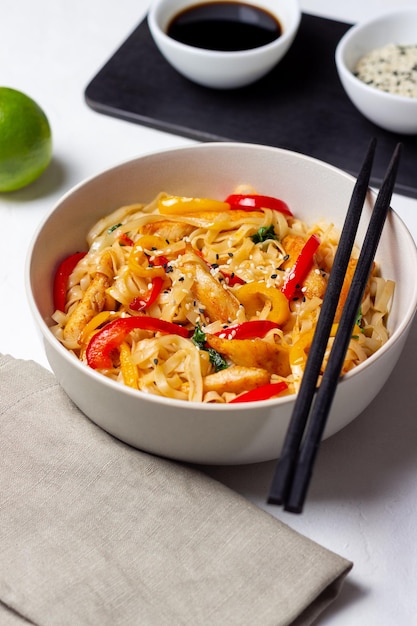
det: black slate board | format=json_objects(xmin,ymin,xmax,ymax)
[{"xmin": 85, "ymin": 13, "xmax": 417, "ymax": 198}]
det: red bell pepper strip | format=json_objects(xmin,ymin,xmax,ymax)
[
  {"xmin": 229, "ymin": 381, "xmax": 288, "ymax": 403},
  {"xmin": 129, "ymin": 276, "xmax": 164, "ymax": 311},
  {"xmin": 119, "ymin": 233, "xmax": 134, "ymax": 247},
  {"xmin": 149, "ymin": 254, "xmax": 169, "ymax": 268},
  {"xmin": 53, "ymin": 251, "xmax": 87, "ymax": 312},
  {"xmin": 281, "ymin": 234, "xmax": 321, "ymax": 301},
  {"xmin": 214, "ymin": 320, "xmax": 280, "ymax": 340},
  {"xmin": 225, "ymin": 194, "xmax": 293, "ymax": 217},
  {"xmin": 86, "ymin": 316, "xmax": 191, "ymax": 369},
  {"xmin": 220, "ymin": 271, "xmax": 245, "ymax": 286}
]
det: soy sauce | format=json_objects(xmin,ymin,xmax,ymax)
[{"xmin": 167, "ymin": 1, "xmax": 282, "ymax": 52}]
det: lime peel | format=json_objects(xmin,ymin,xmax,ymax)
[{"xmin": 0, "ymin": 87, "xmax": 52, "ymax": 192}]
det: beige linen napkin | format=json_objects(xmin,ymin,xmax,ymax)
[{"xmin": 0, "ymin": 354, "xmax": 352, "ymax": 626}]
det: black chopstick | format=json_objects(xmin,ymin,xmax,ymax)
[
  {"xmin": 267, "ymin": 138, "xmax": 377, "ymax": 507},
  {"xmin": 268, "ymin": 140, "xmax": 402, "ymax": 513}
]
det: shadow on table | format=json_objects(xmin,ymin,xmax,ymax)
[
  {"xmin": 202, "ymin": 314, "xmax": 417, "ymax": 507},
  {"xmin": 1, "ymin": 156, "xmax": 68, "ymax": 202}
]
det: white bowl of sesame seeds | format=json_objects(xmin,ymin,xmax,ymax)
[{"xmin": 335, "ymin": 8, "xmax": 417, "ymax": 134}]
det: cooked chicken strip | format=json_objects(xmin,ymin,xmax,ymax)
[
  {"xmin": 140, "ymin": 220, "xmax": 194, "ymax": 242},
  {"xmin": 181, "ymin": 259, "xmax": 241, "ymax": 323},
  {"xmin": 63, "ymin": 251, "xmax": 114, "ymax": 346},
  {"xmin": 205, "ymin": 335, "xmax": 291, "ymax": 376},
  {"xmin": 203, "ymin": 366, "xmax": 270, "ymax": 394}
]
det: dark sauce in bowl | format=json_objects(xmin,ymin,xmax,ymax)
[{"xmin": 167, "ymin": 1, "xmax": 282, "ymax": 52}]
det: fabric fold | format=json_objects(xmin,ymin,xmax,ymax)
[{"xmin": 0, "ymin": 354, "xmax": 352, "ymax": 625}]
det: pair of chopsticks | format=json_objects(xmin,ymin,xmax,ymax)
[{"xmin": 268, "ymin": 138, "xmax": 402, "ymax": 514}]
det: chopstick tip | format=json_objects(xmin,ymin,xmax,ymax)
[
  {"xmin": 267, "ymin": 495, "xmax": 284, "ymax": 506},
  {"xmin": 284, "ymin": 503, "xmax": 303, "ymax": 515}
]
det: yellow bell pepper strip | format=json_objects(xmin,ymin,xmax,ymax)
[
  {"xmin": 224, "ymin": 193, "xmax": 293, "ymax": 217},
  {"xmin": 79, "ymin": 311, "xmax": 115, "ymax": 345},
  {"xmin": 281, "ymin": 234, "xmax": 321, "ymax": 301},
  {"xmin": 158, "ymin": 195, "xmax": 231, "ymax": 214},
  {"xmin": 86, "ymin": 316, "xmax": 191, "ymax": 370},
  {"xmin": 53, "ymin": 251, "xmax": 87, "ymax": 312},
  {"xmin": 214, "ymin": 320, "xmax": 280, "ymax": 340},
  {"xmin": 128, "ymin": 235, "xmax": 168, "ymax": 278},
  {"xmin": 289, "ymin": 329, "xmax": 315, "ymax": 372},
  {"xmin": 119, "ymin": 342, "xmax": 139, "ymax": 389},
  {"xmin": 235, "ymin": 282, "xmax": 290, "ymax": 325},
  {"xmin": 229, "ymin": 381, "xmax": 288, "ymax": 403},
  {"xmin": 129, "ymin": 276, "xmax": 164, "ymax": 311}
]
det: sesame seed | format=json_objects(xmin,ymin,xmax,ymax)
[{"xmin": 355, "ymin": 43, "xmax": 417, "ymax": 97}]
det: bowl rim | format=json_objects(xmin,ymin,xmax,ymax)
[
  {"xmin": 147, "ymin": 0, "xmax": 301, "ymax": 59},
  {"xmin": 335, "ymin": 7, "xmax": 417, "ymax": 105},
  {"xmin": 25, "ymin": 142, "xmax": 417, "ymax": 412}
]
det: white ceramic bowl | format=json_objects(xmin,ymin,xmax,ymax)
[
  {"xmin": 26, "ymin": 143, "xmax": 417, "ymax": 465},
  {"xmin": 335, "ymin": 9, "xmax": 417, "ymax": 135},
  {"xmin": 147, "ymin": 0, "xmax": 301, "ymax": 89}
]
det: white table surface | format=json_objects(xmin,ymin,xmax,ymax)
[{"xmin": 1, "ymin": 1, "xmax": 417, "ymax": 624}]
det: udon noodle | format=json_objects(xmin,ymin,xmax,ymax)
[{"xmin": 50, "ymin": 187, "xmax": 395, "ymax": 403}]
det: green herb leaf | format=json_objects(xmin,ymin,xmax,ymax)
[
  {"xmin": 192, "ymin": 323, "xmax": 207, "ymax": 349},
  {"xmin": 192, "ymin": 323, "xmax": 228, "ymax": 371},
  {"xmin": 107, "ymin": 222, "xmax": 122, "ymax": 234},
  {"xmin": 355, "ymin": 307, "xmax": 365, "ymax": 332},
  {"xmin": 250, "ymin": 224, "xmax": 278, "ymax": 244},
  {"xmin": 208, "ymin": 348, "xmax": 228, "ymax": 372}
]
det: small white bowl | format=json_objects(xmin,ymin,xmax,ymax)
[
  {"xmin": 147, "ymin": 0, "xmax": 301, "ymax": 89},
  {"xmin": 335, "ymin": 9, "xmax": 417, "ymax": 135},
  {"xmin": 26, "ymin": 143, "xmax": 417, "ymax": 465}
]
